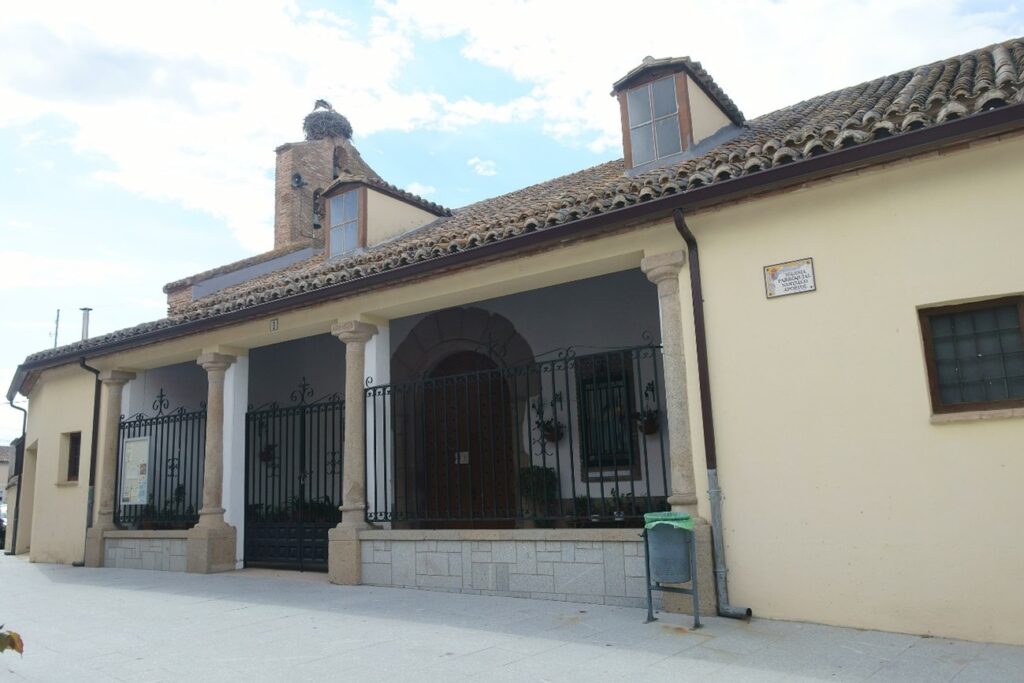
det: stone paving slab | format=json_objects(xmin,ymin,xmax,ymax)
[{"xmin": 2, "ymin": 554, "xmax": 1021, "ymax": 681}]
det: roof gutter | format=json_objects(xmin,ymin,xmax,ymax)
[
  {"xmin": 9, "ymin": 102, "xmax": 1024, "ymax": 395},
  {"xmin": 674, "ymin": 209, "xmax": 752, "ymax": 620}
]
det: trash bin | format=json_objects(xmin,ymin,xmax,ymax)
[{"xmin": 642, "ymin": 511, "xmax": 699, "ymax": 627}]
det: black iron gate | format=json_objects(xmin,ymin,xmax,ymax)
[{"xmin": 244, "ymin": 379, "xmax": 344, "ymax": 571}]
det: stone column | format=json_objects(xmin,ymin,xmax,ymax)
[
  {"xmin": 187, "ymin": 352, "xmax": 237, "ymax": 573},
  {"xmin": 327, "ymin": 319, "xmax": 378, "ymax": 585},
  {"xmin": 641, "ymin": 251, "xmax": 697, "ymax": 511},
  {"xmin": 84, "ymin": 369, "xmax": 135, "ymax": 567},
  {"xmin": 642, "ymin": 250, "xmax": 715, "ymax": 617}
]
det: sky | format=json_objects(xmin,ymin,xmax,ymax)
[{"xmin": 0, "ymin": 0, "xmax": 1021, "ymax": 442}]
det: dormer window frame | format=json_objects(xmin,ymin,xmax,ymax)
[
  {"xmin": 619, "ymin": 72, "xmax": 691, "ymax": 170},
  {"xmin": 626, "ymin": 75, "xmax": 684, "ymax": 167},
  {"xmin": 327, "ymin": 186, "xmax": 367, "ymax": 259}
]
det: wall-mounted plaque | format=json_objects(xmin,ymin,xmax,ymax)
[
  {"xmin": 121, "ymin": 436, "xmax": 150, "ymax": 506},
  {"xmin": 764, "ymin": 258, "xmax": 816, "ymax": 298}
]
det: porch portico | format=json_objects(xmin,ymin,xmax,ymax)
[{"xmin": 77, "ymin": 234, "xmax": 712, "ymax": 611}]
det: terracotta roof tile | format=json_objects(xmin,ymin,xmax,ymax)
[{"xmin": 23, "ymin": 38, "xmax": 1024, "ymax": 364}]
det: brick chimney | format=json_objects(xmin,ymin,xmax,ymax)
[{"xmin": 273, "ymin": 101, "xmax": 380, "ymax": 250}]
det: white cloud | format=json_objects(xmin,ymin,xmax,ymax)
[
  {"xmin": 467, "ymin": 157, "xmax": 497, "ymax": 176},
  {"xmin": 0, "ymin": 0, "xmax": 1019, "ymax": 254},
  {"xmin": 382, "ymin": 0, "xmax": 1022, "ymax": 152},
  {"xmin": 406, "ymin": 181, "xmax": 436, "ymax": 196},
  {"xmin": 0, "ymin": 250, "xmax": 144, "ymax": 290}
]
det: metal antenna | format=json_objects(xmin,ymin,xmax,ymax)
[{"xmin": 52, "ymin": 309, "xmax": 61, "ymax": 349}]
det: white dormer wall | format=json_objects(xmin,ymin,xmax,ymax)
[
  {"xmin": 365, "ymin": 189, "xmax": 439, "ymax": 247},
  {"xmin": 687, "ymin": 75, "xmax": 733, "ymax": 145}
]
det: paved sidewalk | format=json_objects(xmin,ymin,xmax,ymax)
[{"xmin": 2, "ymin": 554, "xmax": 1021, "ymax": 681}]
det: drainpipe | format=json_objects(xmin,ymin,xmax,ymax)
[
  {"xmin": 7, "ymin": 400, "xmax": 27, "ymax": 555},
  {"xmin": 76, "ymin": 358, "xmax": 102, "ymax": 567},
  {"xmin": 673, "ymin": 209, "xmax": 752, "ymax": 620}
]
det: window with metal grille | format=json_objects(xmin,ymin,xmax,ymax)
[
  {"xmin": 65, "ymin": 431, "xmax": 82, "ymax": 482},
  {"xmin": 577, "ymin": 354, "xmax": 636, "ymax": 472},
  {"xmin": 920, "ymin": 297, "xmax": 1024, "ymax": 413}
]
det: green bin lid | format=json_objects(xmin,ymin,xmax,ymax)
[{"xmin": 644, "ymin": 511, "xmax": 694, "ymax": 531}]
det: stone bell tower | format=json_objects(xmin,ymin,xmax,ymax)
[{"xmin": 273, "ymin": 101, "xmax": 380, "ymax": 250}]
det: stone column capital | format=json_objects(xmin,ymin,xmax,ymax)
[
  {"xmin": 197, "ymin": 352, "xmax": 236, "ymax": 373},
  {"xmin": 98, "ymin": 369, "xmax": 136, "ymax": 386},
  {"xmin": 641, "ymin": 250, "xmax": 687, "ymax": 285},
  {"xmin": 332, "ymin": 320, "xmax": 378, "ymax": 345}
]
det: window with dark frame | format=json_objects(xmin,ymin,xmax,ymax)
[
  {"xmin": 66, "ymin": 431, "xmax": 82, "ymax": 482},
  {"xmin": 920, "ymin": 297, "xmax": 1024, "ymax": 413},
  {"xmin": 577, "ymin": 355, "xmax": 637, "ymax": 473},
  {"xmin": 626, "ymin": 76, "xmax": 682, "ymax": 166},
  {"xmin": 328, "ymin": 190, "xmax": 360, "ymax": 257}
]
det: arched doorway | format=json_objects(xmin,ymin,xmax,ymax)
[{"xmin": 421, "ymin": 351, "xmax": 516, "ymax": 527}]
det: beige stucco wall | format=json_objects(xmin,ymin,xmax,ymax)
[
  {"xmin": 678, "ymin": 132, "xmax": 1024, "ymax": 645},
  {"xmin": 366, "ymin": 189, "xmax": 439, "ymax": 247},
  {"xmin": 23, "ymin": 365, "xmax": 95, "ymax": 564},
  {"xmin": 687, "ymin": 75, "xmax": 732, "ymax": 145}
]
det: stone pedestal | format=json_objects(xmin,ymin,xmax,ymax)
[
  {"xmin": 187, "ymin": 524, "xmax": 237, "ymax": 574},
  {"xmin": 659, "ymin": 518, "xmax": 717, "ymax": 616},
  {"xmin": 84, "ymin": 525, "xmax": 113, "ymax": 568},
  {"xmin": 327, "ymin": 526, "xmax": 361, "ymax": 585}
]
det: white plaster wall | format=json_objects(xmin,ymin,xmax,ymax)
[
  {"xmin": 365, "ymin": 325, "xmax": 392, "ymax": 526},
  {"xmin": 248, "ymin": 334, "xmax": 346, "ymax": 408},
  {"xmin": 223, "ymin": 355, "xmax": 249, "ymax": 568},
  {"xmin": 687, "ymin": 75, "xmax": 732, "ymax": 145},
  {"xmin": 125, "ymin": 362, "xmax": 207, "ymax": 417}
]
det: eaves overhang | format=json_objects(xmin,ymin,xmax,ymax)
[{"xmin": 9, "ymin": 101, "xmax": 1024, "ymax": 402}]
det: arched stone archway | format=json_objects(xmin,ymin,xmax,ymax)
[
  {"xmin": 388, "ymin": 307, "xmax": 535, "ymax": 527},
  {"xmin": 391, "ymin": 307, "xmax": 535, "ymax": 382}
]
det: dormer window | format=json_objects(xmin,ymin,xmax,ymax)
[
  {"xmin": 329, "ymin": 189, "xmax": 363, "ymax": 257},
  {"xmin": 613, "ymin": 57, "xmax": 745, "ymax": 172},
  {"xmin": 627, "ymin": 76, "xmax": 682, "ymax": 165}
]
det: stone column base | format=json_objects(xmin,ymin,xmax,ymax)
[
  {"xmin": 84, "ymin": 525, "xmax": 114, "ymax": 568},
  {"xmin": 328, "ymin": 526, "xmax": 362, "ymax": 585},
  {"xmin": 660, "ymin": 517, "xmax": 717, "ymax": 617},
  {"xmin": 187, "ymin": 524, "xmax": 237, "ymax": 574}
]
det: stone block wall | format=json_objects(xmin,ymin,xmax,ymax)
[
  {"xmin": 360, "ymin": 531, "xmax": 653, "ymax": 608},
  {"xmin": 104, "ymin": 537, "xmax": 187, "ymax": 572}
]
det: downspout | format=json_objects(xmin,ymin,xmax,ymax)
[
  {"xmin": 7, "ymin": 401, "xmax": 27, "ymax": 555},
  {"xmin": 673, "ymin": 209, "xmax": 752, "ymax": 620},
  {"xmin": 76, "ymin": 358, "xmax": 102, "ymax": 567}
]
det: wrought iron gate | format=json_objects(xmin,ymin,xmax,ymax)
[{"xmin": 244, "ymin": 379, "xmax": 344, "ymax": 571}]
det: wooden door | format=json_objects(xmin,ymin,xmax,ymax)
[{"xmin": 423, "ymin": 351, "xmax": 514, "ymax": 526}]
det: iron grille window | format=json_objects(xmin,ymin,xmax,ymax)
[
  {"xmin": 66, "ymin": 431, "xmax": 82, "ymax": 482},
  {"xmin": 577, "ymin": 355, "xmax": 636, "ymax": 470},
  {"xmin": 921, "ymin": 297, "xmax": 1024, "ymax": 413}
]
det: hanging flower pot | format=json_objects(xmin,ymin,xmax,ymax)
[
  {"xmin": 541, "ymin": 420, "xmax": 564, "ymax": 443},
  {"xmin": 635, "ymin": 410, "xmax": 660, "ymax": 435}
]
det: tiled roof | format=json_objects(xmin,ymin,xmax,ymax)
[
  {"xmin": 325, "ymin": 172, "xmax": 452, "ymax": 217},
  {"xmin": 21, "ymin": 38, "xmax": 1024, "ymax": 365}
]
